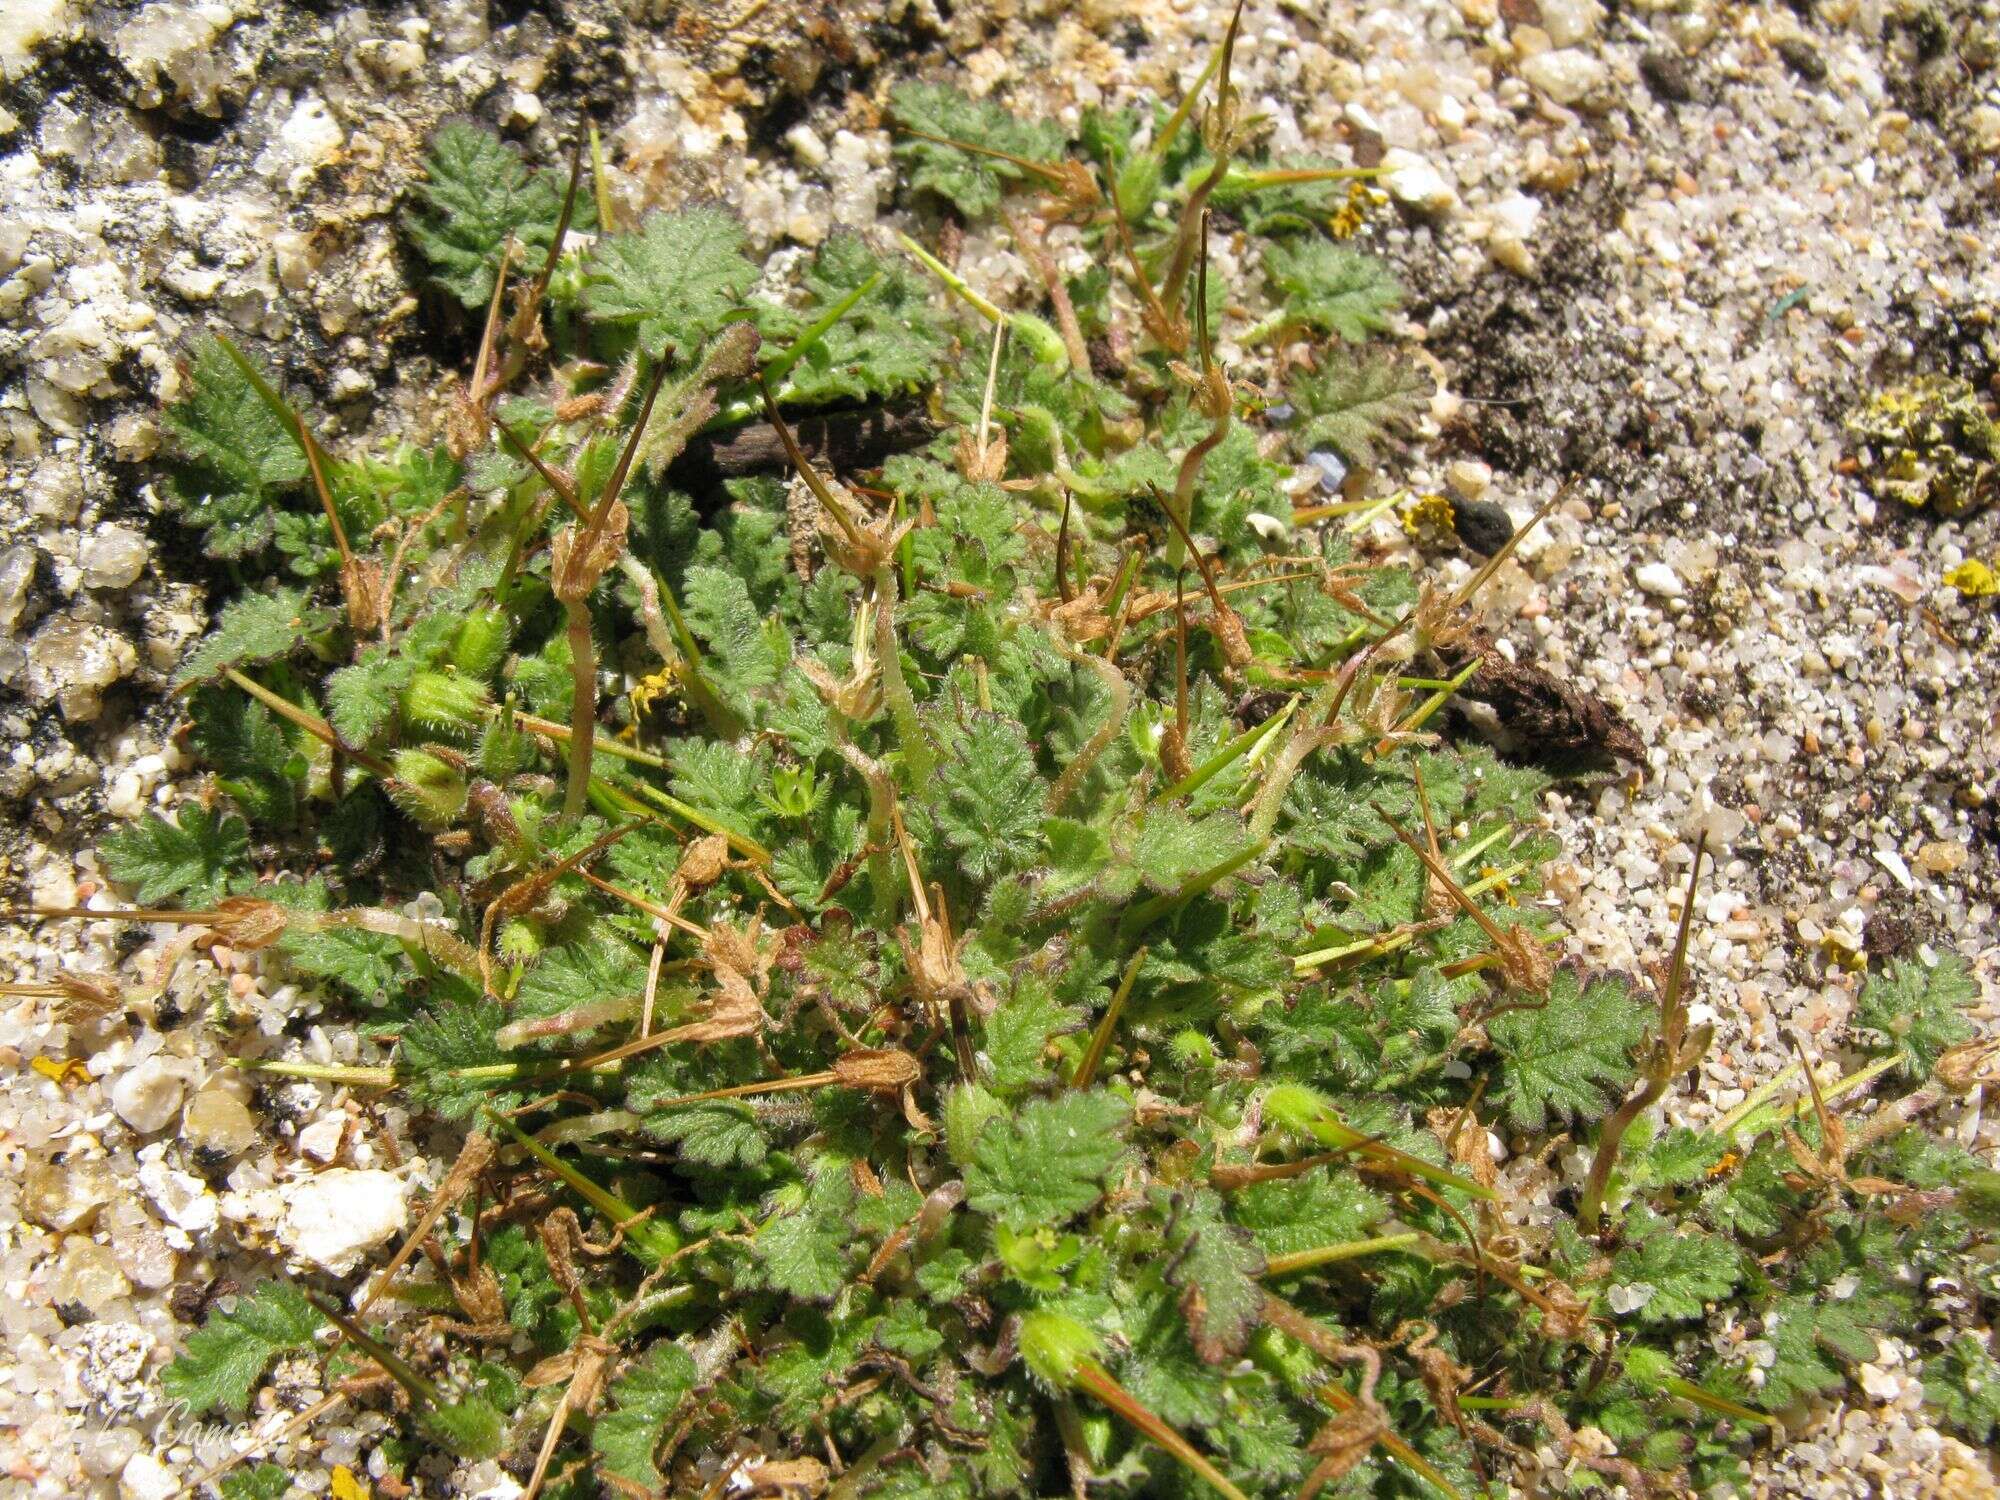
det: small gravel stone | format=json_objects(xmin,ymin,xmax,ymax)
[
  {"xmin": 119, "ymin": 1452, "xmax": 178, "ymax": 1500},
  {"xmin": 1519, "ymin": 48, "xmax": 1607, "ymax": 106},
  {"xmin": 1634, "ymin": 561, "xmax": 1685, "ymax": 598},
  {"xmin": 1535, "ymin": 0, "xmax": 1602, "ymax": 47},
  {"xmin": 1639, "ymin": 46, "xmax": 1698, "ymax": 103},
  {"xmin": 79, "ymin": 526, "xmax": 149, "ymax": 591},
  {"xmin": 1308, "ymin": 450, "xmax": 1349, "ymax": 492},
  {"xmin": 1381, "ymin": 147, "xmax": 1460, "ymax": 215},
  {"xmin": 278, "ymin": 1168, "xmax": 408, "ymax": 1274},
  {"xmin": 1776, "ymin": 36, "xmax": 1828, "ymax": 84},
  {"xmin": 109, "ymin": 1056, "xmax": 184, "ymax": 1134},
  {"xmin": 182, "ymin": 1087, "xmax": 258, "ymax": 1159},
  {"xmin": 1447, "ymin": 459, "xmax": 1493, "ymax": 499}
]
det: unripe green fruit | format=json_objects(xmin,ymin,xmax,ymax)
[
  {"xmin": 401, "ymin": 669, "xmax": 489, "ymax": 739},
  {"xmin": 387, "ymin": 747, "xmax": 468, "ymax": 829},
  {"xmin": 448, "ymin": 608, "xmax": 511, "ymax": 680}
]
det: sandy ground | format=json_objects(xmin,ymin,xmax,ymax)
[{"xmin": 0, "ymin": 0, "xmax": 1995, "ymax": 1495}]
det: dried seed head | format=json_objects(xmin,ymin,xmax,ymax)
[
  {"xmin": 1492, "ymin": 923, "xmax": 1554, "ymax": 998},
  {"xmin": 676, "ymin": 834, "xmax": 730, "ymax": 889},
  {"xmin": 210, "ymin": 897, "xmax": 291, "ymax": 951},
  {"xmin": 550, "ymin": 502, "xmax": 629, "ymax": 604},
  {"xmin": 1937, "ymin": 1037, "xmax": 2000, "ymax": 1096},
  {"xmin": 833, "ymin": 1048, "xmax": 923, "ymax": 1093}
]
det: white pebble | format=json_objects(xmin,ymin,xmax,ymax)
[
  {"xmin": 110, "ymin": 1057, "xmax": 184, "ymax": 1135},
  {"xmin": 279, "ymin": 1168, "xmax": 408, "ymax": 1273},
  {"xmin": 120, "ymin": 1453, "xmax": 178, "ymax": 1500},
  {"xmin": 1634, "ymin": 562, "xmax": 1685, "ymax": 598}
]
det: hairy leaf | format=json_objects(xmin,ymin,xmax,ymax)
[
  {"xmin": 161, "ymin": 1281, "xmax": 324, "ymax": 1416},
  {"xmin": 101, "ymin": 806, "xmax": 249, "ymax": 906},
  {"xmin": 1488, "ymin": 969, "xmax": 1649, "ymax": 1131}
]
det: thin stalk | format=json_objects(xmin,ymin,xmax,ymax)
[
  {"xmin": 1156, "ymin": 695, "xmax": 1297, "ymax": 803},
  {"xmin": 1071, "ymin": 1359, "xmax": 1252, "ymax": 1500},
  {"xmin": 1220, "ymin": 164, "xmax": 1383, "ymax": 193},
  {"xmin": 223, "ymin": 669, "xmax": 392, "ymax": 778},
  {"xmin": 1048, "ymin": 644, "xmax": 1130, "ymax": 815},
  {"xmin": 485, "ymin": 1109, "xmax": 681, "ymax": 1267},
  {"xmin": 1449, "ymin": 823, "xmax": 1512, "ymax": 871},
  {"xmin": 895, "ymin": 232, "xmax": 1069, "ymax": 369},
  {"xmin": 1578, "ymin": 836, "xmax": 1707, "ymax": 1232},
  {"xmin": 305, "ymin": 1293, "xmax": 443, "ymax": 1407},
  {"xmin": 225, "ymin": 1058, "xmax": 395, "ymax": 1086},
  {"xmin": 1393, "ymin": 654, "xmax": 1484, "ymax": 737},
  {"xmin": 1291, "ymin": 928, "xmax": 1416, "ymax": 974},
  {"xmin": 561, "ymin": 600, "xmax": 596, "ymax": 822},
  {"xmin": 1262, "ymin": 1232, "xmax": 1423, "ymax": 1277},
  {"xmin": 1072, "ymin": 947, "xmax": 1147, "ymax": 1090},
  {"xmin": 1316, "ymin": 1382, "xmax": 1463, "ymax": 1500},
  {"xmin": 214, "ymin": 336, "xmax": 354, "ymax": 577},
  {"xmin": 1099, "ymin": 545, "xmax": 1144, "ymax": 660},
  {"xmin": 873, "ymin": 564, "xmax": 934, "ymax": 781},
  {"xmin": 1723, "ymin": 1055, "xmax": 1899, "ymax": 1141},
  {"xmin": 1119, "ymin": 839, "xmax": 1268, "ymax": 939},
  {"xmin": 589, "ymin": 122, "xmax": 614, "ymax": 233}
]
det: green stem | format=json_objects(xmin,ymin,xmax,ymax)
[
  {"xmin": 1072, "ymin": 947, "xmax": 1147, "ymax": 1090},
  {"xmin": 1262, "ymin": 1232, "xmax": 1422, "ymax": 1277},
  {"xmin": 895, "ymin": 232, "xmax": 1069, "ymax": 370},
  {"xmin": 225, "ymin": 1058, "xmax": 396, "ymax": 1086},
  {"xmin": 1395, "ymin": 654, "xmax": 1483, "ymax": 736},
  {"xmin": 1119, "ymin": 838, "xmax": 1268, "ymax": 939},
  {"xmin": 1155, "ymin": 696, "xmax": 1296, "ymax": 804},
  {"xmin": 485, "ymin": 1109, "xmax": 682, "ymax": 1267},
  {"xmin": 561, "ymin": 601, "xmax": 596, "ymax": 822},
  {"xmin": 873, "ymin": 564, "xmax": 934, "ymax": 782}
]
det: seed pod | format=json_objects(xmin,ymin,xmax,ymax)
[
  {"xmin": 210, "ymin": 896, "xmax": 290, "ymax": 950},
  {"xmin": 833, "ymin": 1048, "xmax": 922, "ymax": 1093},
  {"xmin": 388, "ymin": 747, "xmax": 470, "ymax": 829},
  {"xmin": 449, "ymin": 608, "xmax": 511, "ymax": 680},
  {"xmin": 402, "ymin": 670, "xmax": 490, "ymax": 739}
]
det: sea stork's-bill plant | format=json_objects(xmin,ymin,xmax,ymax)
[{"xmin": 33, "ymin": 10, "xmax": 1996, "ymax": 1497}]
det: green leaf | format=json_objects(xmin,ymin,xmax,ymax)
[
  {"xmin": 219, "ymin": 1465, "xmax": 292, "ymax": 1500},
  {"xmin": 161, "ymin": 1281, "xmax": 324, "ymax": 1416},
  {"xmin": 1230, "ymin": 1166, "xmax": 1388, "ymax": 1258},
  {"xmin": 1164, "ymin": 1188, "xmax": 1267, "ymax": 1363},
  {"xmin": 1609, "ymin": 1209, "xmax": 1739, "ymax": 1325},
  {"xmin": 1488, "ymin": 969, "xmax": 1649, "ymax": 1131},
  {"xmin": 965, "ymin": 1090, "xmax": 1130, "ymax": 1231},
  {"xmin": 647, "ymin": 1100, "xmax": 768, "ymax": 1169},
  {"xmin": 399, "ymin": 997, "xmax": 523, "ymax": 1122},
  {"xmin": 585, "ymin": 209, "xmax": 759, "ymax": 360},
  {"xmin": 983, "ymin": 976, "xmax": 1082, "ymax": 1095},
  {"xmin": 682, "ymin": 562, "xmax": 785, "ymax": 711},
  {"xmin": 1852, "ymin": 953, "xmax": 1978, "ymax": 1082},
  {"xmin": 753, "ymin": 1174, "xmax": 854, "ymax": 1301},
  {"xmin": 420, "ymin": 1396, "xmax": 506, "ymax": 1460},
  {"xmin": 1923, "ymin": 1336, "xmax": 2000, "ymax": 1444},
  {"xmin": 1123, "ymin": 806, "xmax": 1250, "ymax": 892},
  {"xmin": 325, "ymin": 648, "xmax": 418, "ymax": 745},
  {"xmin": 188, "ymin": 685, "xmax": 301, "ymax": 824},
  {"xmin": 761, "ymin": 233, "xmax": 948, "ymax": 406},
  {"xmin": 888, "ymin": 82, "xmax": 1067, "ymax": 218},
  {"xmin": 100, "ymin": 806, "xmax": 249, "ymax": 906},
  {"xmin": 404, "ymin": 122, "xmax": 589, "ymax": 308},
  {"xmin": 174, "ymin": 587, "xmax": 335, "ymax": 689},
  {"xmin": 1286, "ymin": 349, "xmax": 1434, "ymax": 467},
  {"xmin": 929, "ymin": 712, "xmax": 1046, "ymax": 882},
  {"xmin": 593, "ymin": 1342, "xmax": 699, "ymax": 1490},
  {"xmin": 161, "ymin": 337, "xmax": 308, "ymax": 560},
  {"xmin": 1263, "ymin": 240, "xmax": 1403, "ymax": 341},
  {"xmin": 1759, "ymin": 1291, "xmax": 1882, "ymax": 1409}
]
